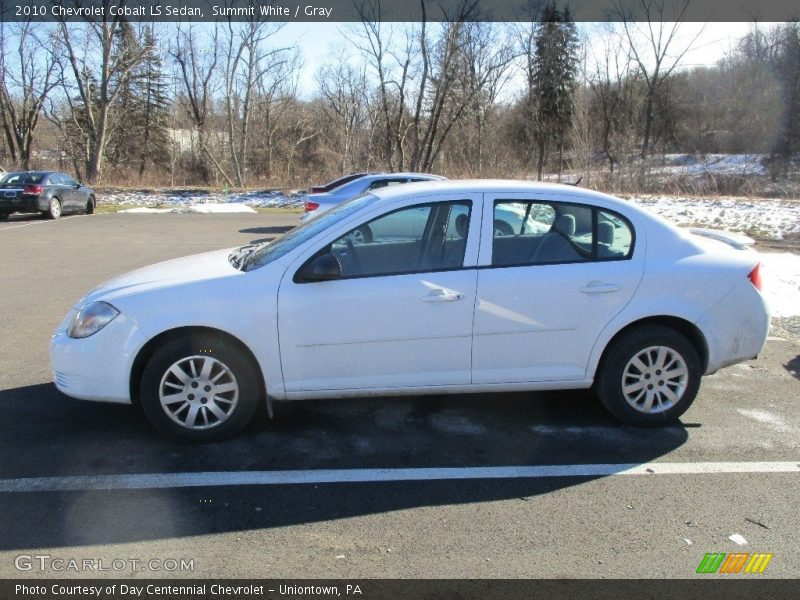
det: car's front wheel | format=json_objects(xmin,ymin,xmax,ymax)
[
  {"xmin": 85, "ymin": 197, "xmax": 95, "ymax": 214},
  {"xmin": 595, "ymin": 325, "xmax": 701, "ymax": 425},
  {"xmin": 140, "ymin": 334, "xmax": 261, "ymax": 441}
]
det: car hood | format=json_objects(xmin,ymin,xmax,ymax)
[{"xmin": 76, "ymin": 248, "xmax": 242, "ymax": 307}]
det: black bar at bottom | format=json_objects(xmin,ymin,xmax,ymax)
[{"xmin": 2, "ymin": 579, "xmax": 800, "ymax": 600}]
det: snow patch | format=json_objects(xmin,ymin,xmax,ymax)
[
  {"xmin": 118, "ymin": 203, "xmax": 256, "ymax": 214},
  {"xmin": 102, "ymin": 188, "xmax": 304, "ymax": 208},
  {"xmin": 759, "ymin": 252, "xmax": 800, "ymax": 318},
  {"xmin": 659, "ymin": 154, "xmax": 768, "ymax": 177},
  {"xmin": 630, "ymin": 195, "xmax": 800, "ymax": 240}
]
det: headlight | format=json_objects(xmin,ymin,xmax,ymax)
[{"xmin": 67, "ymin": 301, "xmax": 120, "ymax": 339}]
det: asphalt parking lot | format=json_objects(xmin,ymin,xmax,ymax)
[{"xmin": 0, "ymin": 212, "xmax": 799, "ymax": 579}]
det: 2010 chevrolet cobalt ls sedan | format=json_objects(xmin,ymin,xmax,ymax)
[{"xmin": 51, "ymin": 181, "xmax": 770, "ymax": 440}]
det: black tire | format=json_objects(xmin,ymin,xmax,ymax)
[
  {"xmin": 46, "ymin": 197, "xmax": 62, "ymax": 220},
  {"xmin": 86, "ymin": 197, "xmax": 95, "ymax": 214},
  {"xmin": 493, "ymin": 219, "xmax": 514, "ymax": 236},
  {"xmin": 0, "ymin": 213, "xmax": 9, "ymax": 221},
  {"xmin": 140, "ymin": 333, "xmax": 261, "ymax": 441},
  {"xmin": 595, "ymin": 325, "xmax": 701, "ymax": 426}
]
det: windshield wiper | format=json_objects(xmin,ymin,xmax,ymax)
[{"xmin": 228, "ymin": 243, "xmax": 264, "ymax": 271}]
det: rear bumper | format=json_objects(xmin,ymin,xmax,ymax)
[
  {"xmin": 0, "ymin": 196, "xmax": 43, "ymax": 213},
  {"xmin": 697, "ymin": 278, "xmax": 770, "ymax": 374}
]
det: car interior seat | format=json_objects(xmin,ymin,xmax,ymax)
[{"xmin": 528, "ymin": 213, "xmax": 580, "ymax": 264}]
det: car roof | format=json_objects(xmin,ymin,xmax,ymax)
[
  {"xmin": 366, "ymin": 179, "xmax": 603, "ymax": 199},
  {"xmin": 366, "ymin": 178, "xmax": 664, "ymax": 221}
]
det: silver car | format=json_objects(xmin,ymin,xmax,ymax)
[{"xmin": 301, "ymin": 173, "xmax": 446, "ymax": 227}]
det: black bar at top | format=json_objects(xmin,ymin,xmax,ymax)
[{"xmin": 1, "ymin": 0, "xmax": 799, "ymax": 23}]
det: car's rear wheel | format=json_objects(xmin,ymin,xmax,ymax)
[
  {"xmin": 46, "ymin": 197, "xmax": 62, "ymax": 219},
  {"xmin": 140, "ymin": 334, "xmax": 260, "ymax": 441},
  {"xmin": 595, "ymin": 325, "xmax": 701, "ymax": 425},
  {"xmin": 0, "ymin": 213, "xmax": 8, "ymax": 221},
  {"xmin": 85, "ymin": 197, "xmax": 95, "ymax": 214}
]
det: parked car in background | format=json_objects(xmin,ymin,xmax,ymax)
[
  {"xmin": 308, "ymin": 173, "xmax": 373, "ymax": 194},
  {"xmin": 300, "ymin": 172, "xmax": 446, "ymax": 224},
  {"xmin": 0, "ymin": 171, "xmax": 96, "ymax": 220},
  {"xmin": 51, "ymin": 180, "xmax": 770, "ymax": 441}
]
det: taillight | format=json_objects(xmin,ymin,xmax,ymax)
[
  {"xmin": 748, "ymin": 263, "xmax": 762, "ymax": 291},
  {"xmin": 304, "ymin": 200, "xmax": 319, "ymax": 212},
  {"xmin": 23, "ymin": 185, "xmax": 44, "ymax": 196}
]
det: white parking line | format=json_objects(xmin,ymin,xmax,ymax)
[
  {"xmin": 0, "ymin": 215, "xmax": 82, "ymax": 231},
  {"xmin": 0, "ymin": 461, "xmax": 798, "ymax": 493}
]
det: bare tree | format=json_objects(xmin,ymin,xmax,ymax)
[
  {"xmin": 317, "ymin": 53, "xmax": 369, "ymax": 174},
  {"xmin": 352, "ymin": 0, "xmax": 398, "ymax": 170},
  {"xmin": 588, "ymin": 23, "xmax": 640, "ymax": 175},
  {"xmin": 170, "ymin": 22, "xmax": 219, "ymax": 184},
  {"xmin": 221, "ymin": 19, "xmax": 291, "ymax": 187},
  {"xmin": 56, "ymin": 2, "xmax": 151, "ymax": 183},
  {"xmin": 0, "ymin": 20, "xmax": 62, "ymax": 170},
  {"xmin": 614, "ymin": 0, "xmax": 704, "ymax": 161},
  {"xmin": 353, "ymin": 0, "xmax": 511, "ymax": 173}
]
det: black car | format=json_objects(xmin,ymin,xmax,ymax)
[{"xmin": 0, "ymin": 171, "xmax": 96, "ymax": 220}]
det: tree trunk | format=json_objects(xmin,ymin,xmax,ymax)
[
  {"xmin": 536, "ymin": 138, "xmax": 545, "ymax": 181},
  {"xmin": 86, "ymin": 104, "xmax": 110, "ymax": 184},
  {"xmin": 641, "ymin": 91, "xmax": 654, "ymax": 160}
]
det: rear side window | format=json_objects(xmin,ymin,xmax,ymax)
[
  {"xmin": 597, "ymin": 210, "xmax": 633, "ymax": 258},
  {"xmin": 366, "ymin": 178, "xmax": 407, "ymax": 191},
  {"xmin": 491, "ymin": 200, "xmax": 634, "ymax": 267}
]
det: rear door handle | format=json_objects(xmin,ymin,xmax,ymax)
[
  {"xmin": 422, "ymin": 289, "xmax": 464, "ymax": 303},
  {"xmin": 580, "ymin": 282, "xmax": 619, "ymax": 295}
]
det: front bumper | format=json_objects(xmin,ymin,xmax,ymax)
[{"xmin": 50, "ymin": 311, "xmax": 148, "ymax": 404}]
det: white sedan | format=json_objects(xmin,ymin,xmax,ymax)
[{"xmin": 51, "ymin": 181, "xmax": 770, "ymax": 440}]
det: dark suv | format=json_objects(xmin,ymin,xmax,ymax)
[{"xmin": 0, "ymin": 171, "xmax": 96, "ymax": 220}]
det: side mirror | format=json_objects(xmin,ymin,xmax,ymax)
[
  {"xmin": 296, "ymin": 253, "xmax": 342, "ymax": 283},
  {"xmin": 74, "ymin": 183, "xmax": 82, "ymax": 189}
]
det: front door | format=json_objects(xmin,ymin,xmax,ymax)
[{"xmin": 278, "ymin": 197, "xmax": 480, "ymax": 393}]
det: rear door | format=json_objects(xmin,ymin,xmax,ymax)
[{"xmin": 472, "ymin": 193, "xmax": 644, "ymax": 383}]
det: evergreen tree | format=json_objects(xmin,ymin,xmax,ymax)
[
  {"xmin": 528, "ymin": 2, "xmax": 579, "ymax": 180},
  {"xmin": 103, "ymin": 23, "xmax": 170, "ymax": 179},
  {"xmin": 132, "ymin": 26, "xmax": 171, "ymax": 179}
]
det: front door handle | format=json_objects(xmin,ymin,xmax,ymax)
[
  {"xmin": 580, "ymin": 282, "xmax": 620, "ymax": 295},
  {"xmin": 422, "ymin": 289, "xmax": 464, "ymax": 303}
]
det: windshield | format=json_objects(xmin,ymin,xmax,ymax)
[{"xmin": 230, "ymin": 193, "xmax": 379, "ymax": 271}]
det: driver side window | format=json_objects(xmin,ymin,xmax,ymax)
[{"xmin": 313, "ymin": 201, "xmax": 472, "ymax": 279}]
